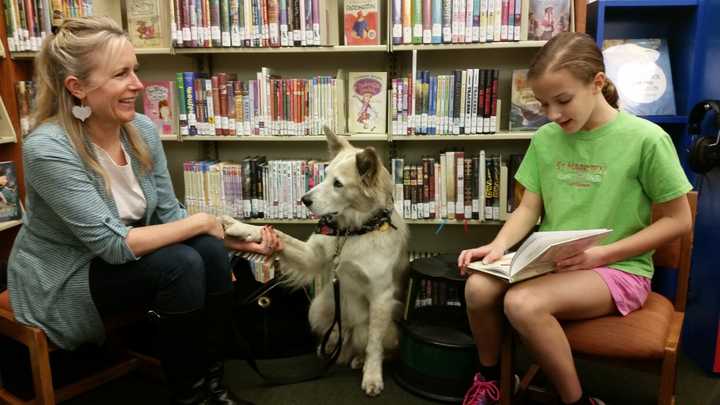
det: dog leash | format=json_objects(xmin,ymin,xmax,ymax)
[{"xmin": 319, "ymin": 230, "xmax": 348, "ymax": 363}]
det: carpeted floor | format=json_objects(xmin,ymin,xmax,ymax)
[{"xmin": 45, "ymin": 351, "xmax": 718, "ymax": 405}]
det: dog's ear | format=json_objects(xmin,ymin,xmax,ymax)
[
  {"xmin": 356, "ymin": 147, "xmax": 380, "ymax": 186},
  {"xmin": 324, "ymin": 125, "xmax": 351, "ymax": 158}
]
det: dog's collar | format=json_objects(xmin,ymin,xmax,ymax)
[{"xmin": 315, "ymin": 208, "xmax": 397, "ymax": 236}]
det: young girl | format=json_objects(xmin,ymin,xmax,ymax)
[{"xmin": 458, "ymin": 32, "xmax": 693, "ymax": 405}]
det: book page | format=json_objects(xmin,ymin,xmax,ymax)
[
  {"xmin": 511, "ymin": 229, "xmax": 611, "ymax": 276},
  {"xmin": 466, "ymin": 252, "xmax": 516, "ymax": 279}
]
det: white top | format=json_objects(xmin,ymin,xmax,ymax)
[{"xmin": 93, "ymin": 142, "xmax": 147, "ymax": 225}]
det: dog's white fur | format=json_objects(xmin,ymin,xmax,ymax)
[{"xmin": 222, "ymin": 127, "xmax": 409, "ymax": 396}]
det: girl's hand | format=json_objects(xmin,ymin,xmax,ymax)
[
  {"xmin": 554, "ymin": 246, "xmax": 609, "ymax": 272},
  {"xmin": 457, "ymin": 243, "xmax": 505, "ymax": 277}
]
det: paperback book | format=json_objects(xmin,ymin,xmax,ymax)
[
  {"xmin": 142, "ymin": 81, "xmax": 176, "ymax": 135},
  {"xmin": 124, "ymin": 0, "xmax": 165, "ymax": 48},
  {"xmin": 0, "ymin": 161, "xmax": 21, "ymax": 223},
  {"xmin": 467, "ymin": 228, "xmax": 612, "ymax": 283},
  {"xmin": 344, "ymin": 0, "xmax": 381, "ymax": 45},
  {"xmin": 509, "ymin": 69, "xmax": 550, "ymax": 131},
  {"xmin": 348, "ymin": 72, "xmax": 387, "ymax": 134},
  {"xmin": 602, "ymin": 38, "xmax": 676, "ymax": 116},
  {"xmin": 527, "ymin": 0, "xmax": 572, "ymax": 40},
  {"xmin": 0, "ymin": 96, "xmax": 17, "ymax": 143}
]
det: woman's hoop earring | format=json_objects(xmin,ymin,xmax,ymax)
[{"xmin": 71, "ymin": 101, "xmax": 92, "ymax": 122}]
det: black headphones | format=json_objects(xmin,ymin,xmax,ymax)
[{"xmin": 687, "ymin": 100, "xmax": 720, "ymax": 174}]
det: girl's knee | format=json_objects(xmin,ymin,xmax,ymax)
[
  {"xmin": 465, "ymin": 274, "xmax": 505, "ymax": 309},
  {"xmin": 504, "ymin": 287, "xmax": 544, "ymax": 323}
]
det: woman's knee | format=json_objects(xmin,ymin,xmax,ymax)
[
  {"xmin": 161, "ymin": 247, "xmax": 206, "ymax": 293},
  {"xmin": 464, "ymin": 273, "xmax": 506, "ymax": 311},
  {"xmin": 184, "ymin": 235, "xmax": 232, "ymax": 293}
]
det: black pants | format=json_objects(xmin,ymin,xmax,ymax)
[{"xmin": 89, "ymin": 234, "xmax": 232, "ymax": 317}]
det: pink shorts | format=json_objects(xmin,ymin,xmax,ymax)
[{"xmin": 592, "ymin": 267, "xmax": 652, "ymax": 316}]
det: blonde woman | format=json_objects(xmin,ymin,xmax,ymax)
[{"xmin": 6, "ymin": 16, "xmax": 280, "ymax": 405}]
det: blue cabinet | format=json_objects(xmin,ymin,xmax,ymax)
[{"xmin": 589, "ymin": 0, "xmax": 720, "ymax": 375}]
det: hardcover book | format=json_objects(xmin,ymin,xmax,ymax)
[
  {"xmin": 467, "ymin": 228, "xmax": 612, "ymax": 283},
  {"xmin": 509, "ymin": 69, "xmax": 550, "ymax": 131},
  {"xmin": 602, "ymin": 38, "xmax": 677, "ymax": 116},
  {"xmin": 142, "ymin": 81, "xmax": 176, "ymax": 135},
  {"xmin": 348, "ymin": 72, "xmax": 387, "ymax": 134},
  {"xmin": 0, "ymin": 161, "xmax": 21, "ymax": 223},
  {"xmin": 527, "ymin": 0, "xmax": 571, "ymax": 40},
  {"xmin": 344, "ymin": 0, "xmax": 381, "ymax": 45}
]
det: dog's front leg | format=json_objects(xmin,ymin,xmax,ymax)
[{"xmin": 361, "ymin": 289, "xmax": 395, "ymax": 397}]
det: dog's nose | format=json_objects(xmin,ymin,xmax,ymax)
[{"xmin": 301, "ymin": 195, "xmax": 313, "ymax": 207}]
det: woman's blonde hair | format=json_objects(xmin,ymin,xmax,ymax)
[
  {"xmin": 32, "ymin": 16, "xmax": 153, "ymax": 193},
  {"xmin": 527, "ymin": 32, "xmax": 619, "ymax": 109}
]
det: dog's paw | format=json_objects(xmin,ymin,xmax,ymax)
[
  {"xmin": 350, "ymin": 356, "xmax": 364, "ymax": 370},
  {"xmin": 220, "ymin": 215, "xmax": 262, "ymax": 242},
  {"xmin": 361, "ymin": 370, "xmax": 384, "ymax": 397}
]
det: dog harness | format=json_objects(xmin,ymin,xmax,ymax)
[{"xmin": 314, "ymin": 208, "xmax": 397, "ymax": 236}]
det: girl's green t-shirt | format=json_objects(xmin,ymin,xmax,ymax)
[{"xmin": 515, "ymin": 111, "xmax": 693, "ymax": 278}]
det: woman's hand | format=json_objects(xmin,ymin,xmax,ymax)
[
  {"xmin": 225, "ymin": 226, "xmax": 284, "ymax": 256},
  {"xmin": 192, "ymin": 212, "xmax": 224, "ymax": 239},
  {"xmin": 256, "ymin": 226, "xmax": 284, "ymax": 255},
  {"xmin": 457, "ymin": 243, "xmax": 505, "ymax": 276},
  {"xmin": 554, "ymin": 245, "xmax": 609, "ymax": 273}
]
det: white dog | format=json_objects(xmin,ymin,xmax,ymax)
[{"xmin": 222, "ymin": 127, "xmax": 409, "ymax": 396}]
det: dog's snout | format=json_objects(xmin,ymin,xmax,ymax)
[{"xmin": 301, "ymin": 195, "xmax": 313, "ymax": 207}]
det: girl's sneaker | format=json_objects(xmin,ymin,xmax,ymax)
[{"xmin": 462, "ymin": 373, "xmax": 500, "ymax": 405}]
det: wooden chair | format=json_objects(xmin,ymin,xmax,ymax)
[
  {"xmin": 499, "ymin": 191, "xmax": 698, "ymax": 405},
  {"xmin": 0, "ymin": 290, "xmax": 143, "ymax": 404}
]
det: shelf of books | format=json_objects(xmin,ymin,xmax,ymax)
[
  {"xmin": 180, "ymin": 134, "xmax": 388, "ymax": 142},
  {"xmin": 391, "ymin": 132, "xmax": 534, "ymax": 141},
  {"xmin": 392, "ymin": 41, "xmax": 547, "ymax": 51},
  {"xmin": 174, "ymin": 45, "xmax": 388, "ymax": 54},
  {"xmin": 406, "ymin": 219, "xmax": 505, "ymax": 225}
]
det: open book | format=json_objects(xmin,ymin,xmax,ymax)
[{"xmin": 467, "ymin": 229, "xmax": 612, "ymax": 283}]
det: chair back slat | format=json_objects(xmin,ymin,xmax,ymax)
[{"xmin": 650, "ymin": 192, "xmax": 697, "ymax": 312}]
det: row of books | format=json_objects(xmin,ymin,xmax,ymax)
[
  {"xmin": 236, "ymin": 251, "xmax": 277, "ymax": 283},
  {"xmin": 4, "ymin": 0, "xmax": 93, "ymax": 52},
  {"xmin": 183, "ymin": 158, "xmax": 329, "ymax": 219},
  {"xmin": 391, "ymin": 68, "xmax": 500, "ymax": 136},
  {"xmin": 169, "ymin": 0, "xmax": 339, "ymax": 48},
  {"xmin": 393, "ymin": 0, "xmax": 523, "ymax": 44},
  {"xmin": 172, "ymin": 70, "xmax": 345, "ymax": 137},
  {"xmin": 391, "ymin": 0, "xmax": 571, "ymax": 45},
  {"xmin": 391, "ymin": 151, "xmax": 523, "ymax": 222},
  {"xmin": 181, "ymin": 150, "xmax": 523, "ymax": 223}
]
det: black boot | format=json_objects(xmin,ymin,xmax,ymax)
[
  {"xmin": 156, "ymin": 308, "xmax": 209, "ymax": 405},
  {"xmin": 206, "ymin": 292, "xmax": 254, "ymax": 405}
]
